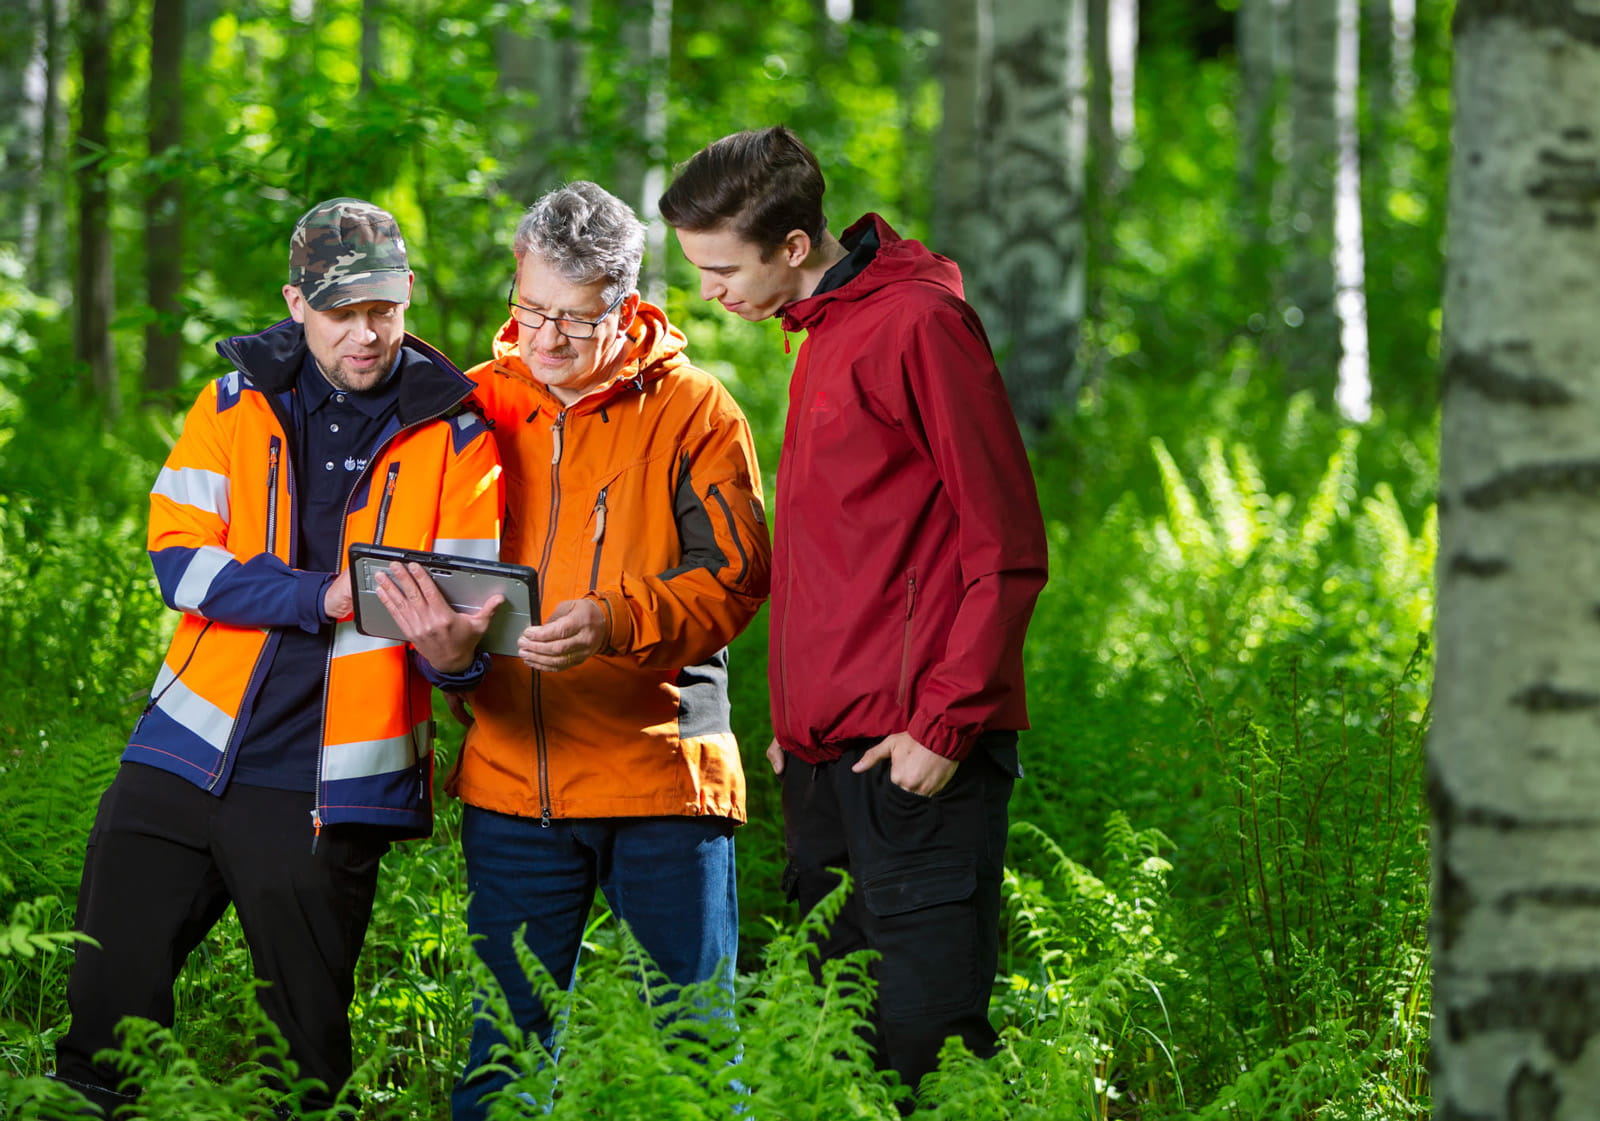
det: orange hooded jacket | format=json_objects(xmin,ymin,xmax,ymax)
[{"xmin": 447, "ymin": 302, "xmax": 770, "ymax": 823}]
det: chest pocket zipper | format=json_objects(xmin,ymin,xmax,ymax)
[
  {"xmin": 897, "ymin": 568, "xmax": 918, "ymax": 708},
  {"xmin": 372, "ymin": 462, "xmax": 401, "ymax": 544},
  {"xmin": 588, "ymin": 486, "xmax": 609, "ymax": 592}
]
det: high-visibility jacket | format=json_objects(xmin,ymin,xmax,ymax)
[
  {"xmin": 448, "ymin": 301, "xmax": 769, "ymax": 823},
  {"xmin": 124, "ymin": 317, "xmax": 504, "ymax": 838}
]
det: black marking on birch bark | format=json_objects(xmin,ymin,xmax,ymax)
[
  {"xmin": 1444, "ymin": 345, "xmax": 1573, "ymax": 406},
  {"xmin": 1509, "ymin": 1062, "xmax": 1561, "ymax": 1119},
  {"xmin": 1497, "ymin": 886, "xmax": 1600, "ymax": 914},
  {"xmin": 1457, "ymin": 804, "xmax": 1600, "ymax": 831},
  {"xmin": 1511, "ymin": 683, "xmax": 1600, "ymax": 712},
  {"xmin": 1563, "ymin": 127, "xmax": 1594, "ymax": 144},
  {"xmin": 1453, "ymin": 5, "xmax": 1600, "ymax": 52},
  {"xmin": 1449, "ymin": 553, "xmax": 1509, "ymax": 577},
  {"xmin": 1464, "ymin": 461, "xmax": 1600, "ymax": 509},
  {"xmin": 1449, "ymin": 971, "xmax": 1600, "ymax": 1062},
  {"xmin": 1529, "ymin": 147, "xmax": 1600, "ymax": 229},
  {"xmin": 1435, "ymin": 858, "xmax": 1473, "ymax": 952}
]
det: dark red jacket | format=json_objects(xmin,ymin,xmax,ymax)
[{"xmin": 771, "ymin": 214, "xmax": 1048, "ymax": 764}]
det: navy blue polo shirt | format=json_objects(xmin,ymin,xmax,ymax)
[{"xmin": 231, "ymin": 353, "xmax": 402, "ymax": 791}]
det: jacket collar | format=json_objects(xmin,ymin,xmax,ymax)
[
  {"xmin": 216, "ymin": 317, "xmax": 477, "ymax": 427},
  {"xmin": 780, "ymin": 213, "xmax": 967, "ymax": 334},
  {"xmin": 484, "ymin": 298, "xmax": 689, "ymax": 415}
]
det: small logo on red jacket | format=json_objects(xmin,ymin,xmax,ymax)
[{"xmin": 809, "ymin": 391, "xmax": 837, "ymax": 417}]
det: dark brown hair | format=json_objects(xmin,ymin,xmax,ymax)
[{"xmin": 658, "ymin": 126, "xmax": 826, "ymax": 258}]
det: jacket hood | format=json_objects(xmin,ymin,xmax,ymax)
[
  {"xmin": 216, "ymin": 316, "xmax": 476, "ymax": 427},
  {"xmin": 485, "ymin": 298, "xmax": 690, "ymax": 414},
  {"xmin": 780, "ymin": 213, "xmax": 967, "ymax": 333}
]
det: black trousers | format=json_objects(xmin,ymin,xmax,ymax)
[
  {"xmin": 54, "ymin": 762, "xmax": 388, "ymax": 1113},
  {"xmin": 781, "ymin": 734, "xmax": 1016, "ymax": 1095}
]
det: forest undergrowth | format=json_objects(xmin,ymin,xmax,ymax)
[{"xmin": 0, "ymin": 308, "xmax": 1435, "ymax": 1118}]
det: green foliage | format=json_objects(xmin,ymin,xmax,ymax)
[{"xmin": 0, "ymin": 3, "xmax": 1451, "ymax": 1116}]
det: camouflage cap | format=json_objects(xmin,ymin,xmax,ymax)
[{"xmin": 288, "ymin": 197, "xmax": 411, "ymax": 310}]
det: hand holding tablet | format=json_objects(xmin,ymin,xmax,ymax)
[{"xmin": 348, "ymin": 542, "xmax": 540, "ymax": 657}]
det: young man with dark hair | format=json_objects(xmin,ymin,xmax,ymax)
[{"xmin": 660, "ymin": 127, "xmax": 1049, "ymax": 1099}]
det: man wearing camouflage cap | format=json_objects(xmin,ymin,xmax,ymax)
[{"xmin": 53, "ymin": 198, "xmax": 506, "ymax": 1117}]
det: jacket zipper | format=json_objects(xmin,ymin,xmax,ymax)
[
  {"xmin": 265, "ymin": 437, "xmax": 281, "ymax": 553},
  {"xmin": 588, "ymin": 486, "xmax": 609, "ymax": 591},
  {"xmin": 896, "ymin": 568, "xmax": 918, "ymax": 708},
  {"xmin": 371, "ymin": 461, "xmax": 401, "ymax": 545},
  {"xmin": 529, "ymin": 409, "xmax": 568, "ymax": 826},
  {"xmin": 705, "ymin": 483, "xmax": 748, "ymax": 586}
]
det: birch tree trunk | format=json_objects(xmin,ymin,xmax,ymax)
[
  {"xmin": 145, "ymin": 0, "xmax": 187, "ymax": 397},
  {"xmin": 1282, "ymin": 0, "xmax": 1343, "ymax": 406},
  {"xmin": 33, "ymin": 0, "xmax": 66, "ymax": 295},
  {"xmin": 963, "ymin": 0, "xmax": 1088, "ymax": 434},
  {"xmin": 933, "ymin": 0, "xmax": 984, "ymax": 274},
  {"xmin": 359, "ymin": 0, "xmax": 380, "ymax": 95},
  {"xmin": 616, "ymin": 0, "xmax": 672, "ymax": 303},
  {"xmin": 496, "ymin": 2, "xmax": 586, "ymax": 206},
  {"xmin": 75, "ymin": 0, "xmax": 118, "ymax": 416},
  {"xmin": 1235, "ymin": 0, "xmax": 1286, "ymax": 218},
  {"xmin": 1433, "ymin": 3, "xmax": 1600, "ymax": 1115}
]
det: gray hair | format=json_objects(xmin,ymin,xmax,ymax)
[{"xmin": 513, "ymin": 182, "xmax": 645, "ymax": 304}]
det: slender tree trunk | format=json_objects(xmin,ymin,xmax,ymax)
[
  {"xmin": 1236, "ymin": 0, "xmax": 1287, "ymax": 219},
  {"xmin": 75, "ymin": 0, "xmax": 118, "ymax": 416},
  {"xmin": 0, "ymin": 0, "xmax": 33, "ymax": 247},
  {"xmin": 1087, "ymin": 0, "xmax": 1136, "ymax": 200},
  {"xmin": 1282, "ymin": 0, "xmax": 1341, "ymax": 404},
  {"xmin": 360, "ymin": 0, "xmax": 381, "ymax": 95},
  {"xmin": 933, "ymin": 0, "xmax": 985, "ymax": 274},
  {"xmin": 35, "ymin": 0, "xmax": 66, "ymax": 296},
  {"xmin": 496, "ymin": 1, "xmax": 586, "ymax": 205},
  {"xmin": 1433, "ymin": 3, "xmax": 1600, "ymax": 1115},
  {"xmin": 966, "ymin": 0, "xmax": 1088, "ymax": 433},
  {"xmin": 145, "ymin": 0, "xmax": 187, "ymax": 397},
  {"xmin": 1331, "ymin": 0, "xmax": 1369, "ymax": 421},
  {"xmin": 616, "ymin": 0, "xmax": 672, "ymax": 303}
]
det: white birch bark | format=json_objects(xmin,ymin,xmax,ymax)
[
  {"xmin": 1236, "ymin": 0, "xmax": 1288, "ymax": 213},
  {"xmin": 616, "ymin": 0, "xmax": 672, "ymax": 303},
  {"xmin": 496, "ymin": 2, "xmax": 587, "ymax": 206},
  {"xmin": 1433, "ymin": 4, "xmax": 1600, "ymax": 1116},
  {"xmin": 933, "ymin": 0, "xmax": 985, "ymax": 273},
  {"xmin": 963, "ymin": 0, "xmax": 1087, "ymax": 433},
  {"xmin": 1283, "ymin": 0, "xmax": 1342, "ymax": 403}
]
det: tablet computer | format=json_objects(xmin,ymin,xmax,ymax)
[{"xmin": 348, "ymin": 542, "xmax": 539, "ymax": 657}]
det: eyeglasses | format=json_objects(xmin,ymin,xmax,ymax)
[{"xmin": 506, "ymin": 281, "xmax": 627, "ymax": 340}]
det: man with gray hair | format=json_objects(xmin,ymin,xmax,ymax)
[
  {"xmin": 446, "ymin": 181, "xmax": 770, "ymax": 1119},
  {"xmin": 53, "ymin": 197, "xmax": 505, "ymax": 1116}
]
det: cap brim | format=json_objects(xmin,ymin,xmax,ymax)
[{"xmin": 305, "ymin": 271, "xmax": 412, "ymax": 311}]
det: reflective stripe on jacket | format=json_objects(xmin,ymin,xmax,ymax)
[
  {"xmin": 125, "ymin": 318, "xmax": 504, "ymax": 837},
  {"xmin": 448, "ymin": 301, "xmax": 770, "ymax": 823}
]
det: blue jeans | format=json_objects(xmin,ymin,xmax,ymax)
[{"xmin": 451, "ymin": 807, "xmax": 739, "ymax": 1121}]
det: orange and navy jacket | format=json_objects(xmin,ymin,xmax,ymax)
[
  {"xmin": 447, "ymin": 301, "xmax": 769, "ymax": 823},
  {"xmin": 125, "ymin": 317, "xmax": 504, "ymax": 838}
]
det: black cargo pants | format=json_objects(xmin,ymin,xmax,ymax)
[
  {"xmin": 780, "ymin": 732, "xmax": 1017, "ymax": 1094},
  {"xmin": 53, "ymin": 762, "xmax": 388, "ymax": 1115}
]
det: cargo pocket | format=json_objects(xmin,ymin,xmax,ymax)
[{"xmin": 862, "ymin": 858, "xmax": 983, "ymax": 1019}]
